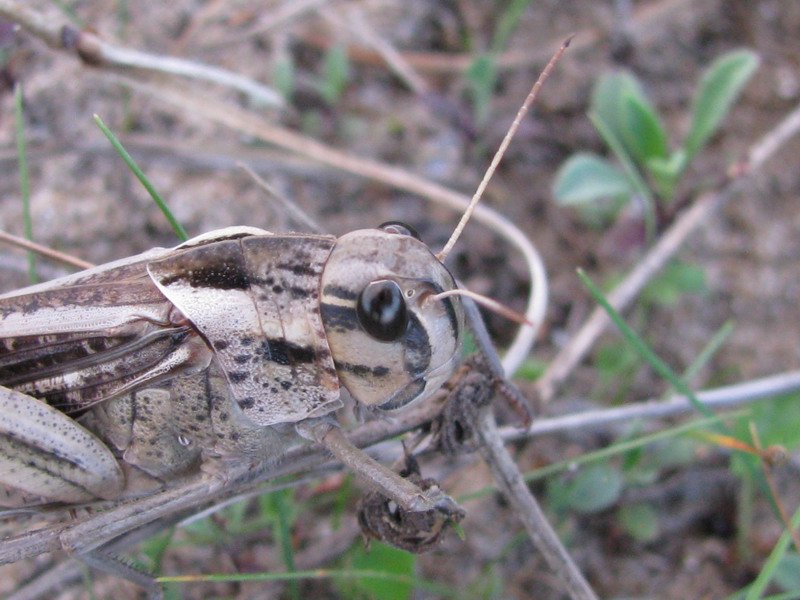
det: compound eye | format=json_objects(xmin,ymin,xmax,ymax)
[
  {"xmin": 356, "ymin": 280, "xmax": 408, "ymax": 342},
  {"xmin": 378, "ymin": 221, "xmax": 420, "ymax": 240}
]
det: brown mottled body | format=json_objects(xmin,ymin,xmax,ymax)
[{"xmin": 0, "ymin": 225, "xmax": 465, "ymax": 508}]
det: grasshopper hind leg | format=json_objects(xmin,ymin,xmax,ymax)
[{"xmin": 0, "ymin": 386, "xmax": 125, "ymax": 506}]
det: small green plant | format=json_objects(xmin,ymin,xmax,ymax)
[
  {"xmin": 316, "ymin": 44, "xmax": 350, "ymax": 106},
  {"xmin": 465, "ymin": 0, "xmax": 533, "ymax": 126},
  {"xmin": 553, "ymin": 49, "xmax": 759, "ymax": 233},
  {"xmin": 338, "ymin": 542, "xmax": 416, "ymax": 600},
  {"xmin": 273, "ymin": 53, "xmax": 296, "ymax": 102}
]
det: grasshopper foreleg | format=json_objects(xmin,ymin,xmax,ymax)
[{"xmin": 296, "ymin": 417, "xmax": 462, "ymax": 516}]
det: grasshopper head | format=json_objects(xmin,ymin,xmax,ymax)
[{"xmin": 320, "ymin": 223, "xmax": 465, "ymax": 411}]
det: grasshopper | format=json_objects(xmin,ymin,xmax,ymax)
[{"xmin": 0, "ymin": 221, "xmax": 469, "ymax": 594}]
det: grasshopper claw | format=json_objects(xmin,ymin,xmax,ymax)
[{"xmin": 408, "ymin": 486, "xmax": 461, "ymax": 516}]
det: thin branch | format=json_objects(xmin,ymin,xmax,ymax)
[
  {"xmin": 0, "ymin": 0, "xmax": 61, "ymax": 47},
  {"xmin": 476, "ymin": 411, "xmax": 598, "ymax": 600},
  {"xmin": 505, "ymin": 370, "xmax": 800, "ymax": 442},
  {"xmin": 0, "ymin": 230, "xmax": 94, "ymax": 270},
  {"xmin": 535, "ymin": 99, "xmax": 800, "ymax": 405},
  {"xmin": 463, "ymin": 298, "xmax": 597, "ymax": 599},
  {"xmin": 0, "ymin": 0, "xmax": 283, "ymax": 107}
]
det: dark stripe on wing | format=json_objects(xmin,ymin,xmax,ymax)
[
  {"xmin": 255, "ymin": 339, "xmax": 316, "ymax": 366},
  {"xmin": 161, "ymin": 262, "xmax": 250, "ymax": 290}
]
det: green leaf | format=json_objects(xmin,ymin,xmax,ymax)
[
  {"xmin": 646, "ymin": 150, "xmax": 687, "ymax": 201},
  {"xmin": 774, "ymin": 552, "xmax": 800, "ymax": 591},
  {"xmin": 319, "ymin": 44, "xmax": 350, "ymax": 105},
  {"xmin": 591, "ymin": 72, "xmax": 642, "ymax": 139},
  {"xmin": 646, "ymin": 438, "xmax": 700, "ymax": 470},
  {"xmin": 734, "ymin": 392, "xmax": 800, "ymax": 452},
  {"xmin": 466, "ymin": 54, "xmax": 497, "ymax": 126},
  {"xmin": 344, "ymin": 542, "xmax": 415, "ymax": 600},
  {"xmin": 618, "ymin": 503, "xmax": 660, "ymax": 542},
  {"xmin": 589, "ymin": 111, "xmax": 657, "ymax": 238},
  {"xmin": 684, "ymin": 49, "xmax": 760, "ymax": 160},
  {"xmin": 514, "ymin": 358, "xmax": 547, "ymax": 381},
  {"xmin": 273, "ymin": 55, "xmax": 295, "ymax": 101},
  {"xmin": 591, "ymin": 71, "xmax": 667, "ymax": 163},
  {"xmin": 620, "ymin": 89, "xmax": 668, "ymax": 163},
  {"xmin": 492, "ymin": 0, "xmax": 534, "ymax": 52},
  {"xmin": 552, "ymin": 153, "xmax": 633, "ymax": 205},
  {"xmin": 641, "ymin": 261, "xmax": 707, "ymax": 307},
  {"xmin": 565, "ymin": 463, "xmax": 623, "ymax": 514}
]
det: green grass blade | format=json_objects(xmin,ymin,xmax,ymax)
[
  {"xmin": 577, "ymin": 268, "xmax": 718, "ymax": 423},
  {"xmin": 158, "ymin": 568, "xmax": 458, "ymax": 597},
  {"xmin": 576, "ymin": 270, "xmax": 794, "ymax": 529},
  {"xmin": 681, "ymin": 320, "xmax": 734, "ymax": 385},
  {"xmin": 743, "ymin": 505, "xmax": 800, "ymax": 600},
  {"xmin": 14, "ymin": 84, "xmax": 37, "ymax": 284},
  {"xmin": 271, "ymin": 490, "xmax": 299, "ymax": 600},
  {"xmin": 93, "ymin": 114, "xmax": 188, "ymax": 242}
]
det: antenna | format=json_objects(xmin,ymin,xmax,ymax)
[
  {"xmin": 436, "ymin": 35, "xmax": 573, "ymax": 262},
  {"xmin": 428, "ymin": 288, "xmax": 534, "ymax": 327}
]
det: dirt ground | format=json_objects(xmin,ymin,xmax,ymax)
[{"xmin": 1, "ymin": 1, "xmax": 799, "ymax": 599}]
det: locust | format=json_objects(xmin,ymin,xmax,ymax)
[
  {"xmin": 0, "ymin": 218, "xmax": 474, "ymax": 592},
  {"xmin": 0, "ymin": 222, "xmax": 465, "ymax": 505}
]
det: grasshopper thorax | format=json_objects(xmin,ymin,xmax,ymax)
[{"xmin": 320, "ymin": 224, "xmax": 465, "ymax": 411}]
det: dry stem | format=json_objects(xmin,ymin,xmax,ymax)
[{"xmin": 0, "ymin": 0, "xmax": 282, "ymax": 107}]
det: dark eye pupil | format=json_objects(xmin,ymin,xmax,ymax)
[
  {"xmin": 378, "ymin": 221, "xmax": 420, "ymax": 240},
  {"xmin": 356, "ymin": 280, "xmax": 408, "ymax": 342}
]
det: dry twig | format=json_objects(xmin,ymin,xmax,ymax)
[
  {"xmin": 462, "ymin": 299, "xmax": 598, "ymax": 599},
  {"xmin": 0, "ymin": 0, "xmax": 283, "ymax": 107},
  {"xmin": 0, "ymin": 230, "xmax": 94, "ymax": 270}
]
